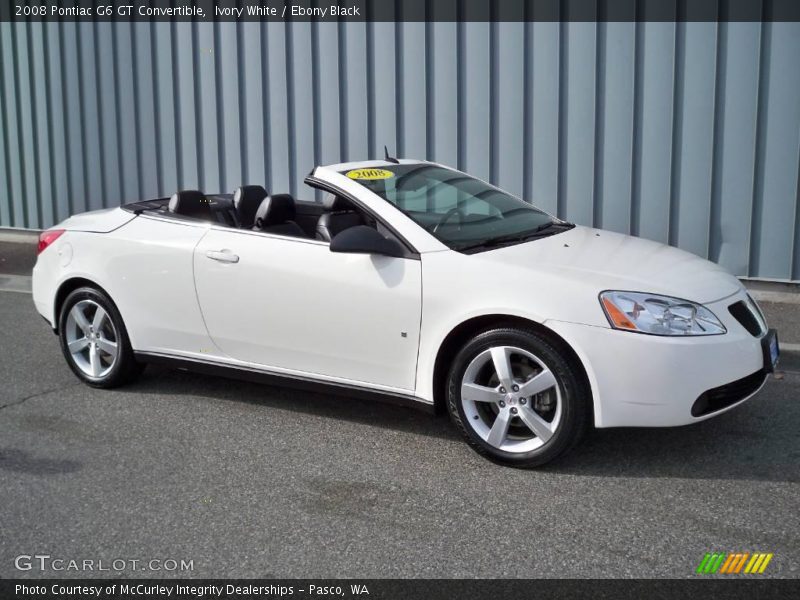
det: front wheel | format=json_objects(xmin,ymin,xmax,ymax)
[
  {"xmin": 58, "ymin": 286, "xmax": 144, "ymax": 388},
  {"xmin": 446, "ymin": 327, "xmax": 590, "ymax": 467}
]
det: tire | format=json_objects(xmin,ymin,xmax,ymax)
[
  {"xmin": 58, "ymin": 286, "xmax": 144, "ymax": 388},
  {"xmin": 446, "ymin": 327, "xmax": 590, "ymax": 468}
]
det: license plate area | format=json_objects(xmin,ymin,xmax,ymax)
[{"xmin": 762, "ymin": 329, "xmax": 779, "ymax": 373}]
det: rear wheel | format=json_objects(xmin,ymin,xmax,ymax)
[
  {"xmin": 446, "ymin": 327, "xmax": 589, "ymax": 467},
  {"xmin": 58, "ymin": 286, "xmax": 144, "ymax": 388}
]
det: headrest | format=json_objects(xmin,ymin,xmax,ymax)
[
  {"xmin": 323, "ymin": 193, "xmax": 352, "ymax": 212},
  {"xmin": 168, "ymin": 190, "xmax": 211, "ymax": 219},
  {"xmin": 233, "ymin": 185, "xmax": 268, "ymax": 229},
  {"xmin": 253, "ymin": 194, "xmax": 296, "ymax": 230}
]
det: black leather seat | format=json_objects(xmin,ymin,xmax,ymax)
[
  {"xmin": 233, "ymin": 185, "xmax": 268, "ymax": 229},
  {"xmin": 168, "ymin": 190, "xmax": 213, "ymax": 220},
  {"xmin": 316, "ymin": 194, "xmax": 365, "ymax": 242},
  {"xmin": 252, "ymin": 194, "xmax": 306, "ymax": 238}
]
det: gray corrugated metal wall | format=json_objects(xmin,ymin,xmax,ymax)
[{"xmin": 1, "ymin": 19, "xmax": 799, "ymax": 279}]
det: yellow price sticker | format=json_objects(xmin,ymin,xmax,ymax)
[{"xmin": 346, "ymin": 168, "xmax": 395, "ymax": 180}]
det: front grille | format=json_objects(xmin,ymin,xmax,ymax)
[
  {"xmin": 729, "ymin": 298, "xmax": 765, "ymax": 337},
  {"xmin": 691, "ymin": 369, "xmax": 767, "ymax": 417}
]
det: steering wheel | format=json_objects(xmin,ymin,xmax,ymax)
[{"xmin": 432, "ymin": 206, "xmax": 466, "ymax": 234}]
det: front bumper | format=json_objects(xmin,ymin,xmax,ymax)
[{"xmin": 546, "ymin": 290, "xmax": 771, "ymax": 428}]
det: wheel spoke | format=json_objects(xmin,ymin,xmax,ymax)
[
  {"xmin": 486, "ymin": 409, "xmax": 511, "ymax": 447},
  {"xmin": 92, "ymin": 306, "xmax": 108, "ymax": 331},
  {"xmin": 517, "ymin": 405, "xmax": 554, "ymax": 442},
  {"xmin": 70, "ymin": 305, "xmax": 91, "ymax": 334},
  {"xmin": 89, "ymin": 344, "xmax": 102, "ymax": 376},
  {"xmin": 490, "ymin": 347, "xmax": 514, "ymax": 389},
  {"xmin": 68, "ymin": 337, "xmax": 89, "ymax": 353},
  {"xmin": 461, "ymin": 382, "xmax": 502, "ymax": 403},
  {"xmin": 519, "ymin": 368, "xmax": 557, "ymax": 398},
  {"xmin": 97, "ymin": 337, "xmax": 117, "ymax": 359}
]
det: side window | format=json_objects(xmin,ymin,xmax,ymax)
[
  {"xmin": 306, "ymin": 183, "xmax": 415, "ymax": 257},
  {"xmin": 334, "ymin": 196, "xmax": 376, "ymax": 228},
  {"xmin": 375, "ymin": 221, "xmax": 393, "ymax": 238}
]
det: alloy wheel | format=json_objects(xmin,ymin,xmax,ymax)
[
  {"xmin": 65, "ymin": 299, "xmax": 119, "ymax": 379},
  {"xmin": 460, "ymin": 345, "xmax": 562, "ymax": 453}
]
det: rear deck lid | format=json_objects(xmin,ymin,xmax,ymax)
[{"xmin": 57, "ymin": 207, "xmax": 137, "ymax": 233}]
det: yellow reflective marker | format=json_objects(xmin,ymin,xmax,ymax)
[
  {"xmin": 744, "ymin": 553, "xmax": 761, "ymax": 573},
  {"xmin": 346, "ymin": 168, "xmax": 395, "ymax": 180},
  {"xmin": 750, "ymin": 553, "xmax": 767, "ymax": 573},
  {"xmin": 758, "ymin": 554, "xmax": 773, "ymax": 573}
]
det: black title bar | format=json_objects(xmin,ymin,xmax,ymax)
[
  {"xmin": 2, "ymin": 579, "xmax": 800, "ymax": 600},
  {"xmin": 2, "ymin": 0, "xmax": 800, "ymax": 22}
]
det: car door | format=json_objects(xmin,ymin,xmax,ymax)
[{"xmin": 192, "ymin": 227, "xmax": 422, "ymax": 392}]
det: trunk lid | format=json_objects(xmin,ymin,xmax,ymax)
[{"xmin": 57, "ymin": 207, "xmax": 137, "ymax": 233}]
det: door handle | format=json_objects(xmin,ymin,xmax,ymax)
[{"xmin": 206, "ymin": 249, "xmax": 239, "ymax": 263}]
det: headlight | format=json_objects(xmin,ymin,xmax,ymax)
[{"xmin": 599, "ymin": 291, "xmax": 726, "ymax": 336}]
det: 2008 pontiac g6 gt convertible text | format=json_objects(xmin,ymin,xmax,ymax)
[{"xmin": 32, "ymin": 159, "xmax": 780, "ymax": 467}]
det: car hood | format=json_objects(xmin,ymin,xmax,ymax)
[{"xmin": 476, "ymin": 225, "xmax": 742, "ymax": 305}]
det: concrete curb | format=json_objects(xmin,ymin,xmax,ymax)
[
  {"xmin": 0, "ymin": 274, "xmax": 33, "ymax": 294},
  {"xmin": 779, "ymin": 354, "xmax": 800, "ymax": 373},
  {"xmin": 778, "ymin": 343, "xmax": 800, "ymax": 372},
  {"xmin": 0, "ymin": 229, "xmax": 38, "ymax": 243},
  {"xmin": 748, "ymin": 290, "xmax": 800, "ymax": 305}
]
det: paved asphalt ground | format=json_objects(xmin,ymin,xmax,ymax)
[
  {"xmin": 0, "ymin": 290, "xmax": 798, "ymax": 579},
  {"xmin": 0, "ymin": 238, "xmax": 36, "ymax": 275}
]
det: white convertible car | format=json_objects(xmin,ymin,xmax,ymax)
[{"xmin": 32, "ymin": 158, "xmax": 779, "ymax": 467}]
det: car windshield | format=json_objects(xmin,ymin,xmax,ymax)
[{"xmin": 341, "ymin": 164, "xmax": 566, "ymax": 251}]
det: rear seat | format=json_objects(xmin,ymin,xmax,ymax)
[
  {"xmin": 169, "ymin": 187, "xmax": 308, "ymax": 236},
  {"xmin": 168, "ymin": 190, "xmax": 213, "ymax": 221},
  {"xmin": 168, "ymin": 189, "xmax": 239, "ymax": 227}
]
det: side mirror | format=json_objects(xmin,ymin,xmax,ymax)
[{"xmin": 329, "ymin": 226, "xmax": 405, "ymax": 258}]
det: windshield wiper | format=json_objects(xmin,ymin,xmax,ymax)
[{"xmin": 456, "ymin": 221, "xmax": 573, "ymax": 252}]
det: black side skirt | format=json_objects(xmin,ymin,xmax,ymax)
[{"xmin": 133, "ymin": 352, "xmax": 434, "ymax": 414}]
